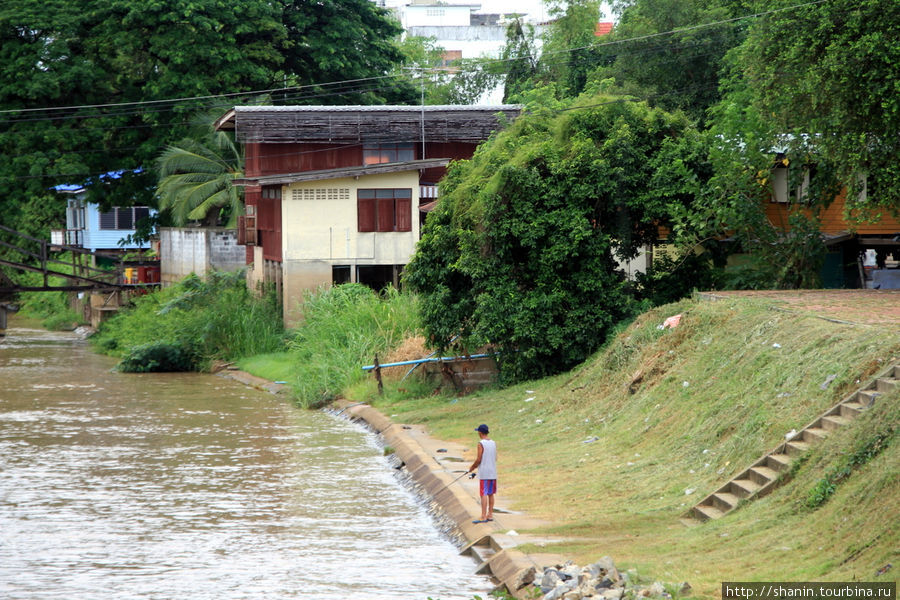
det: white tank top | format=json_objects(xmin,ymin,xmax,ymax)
[{"xmin": 478, "ymin": 439, "xmax": 497, "ymax": 480}]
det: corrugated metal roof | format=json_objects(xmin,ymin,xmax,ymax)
[{"xmin": 233, "ymin": 104, "xmax": 522, "ymax": 113}]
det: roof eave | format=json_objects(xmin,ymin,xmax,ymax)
[
  {"xmin": 214, "ymin": 109, "xmax": 236, "ymax": 131},
  {"xmin": 233, "ymin": 158, "xmax": 451, "ymax": 187}
]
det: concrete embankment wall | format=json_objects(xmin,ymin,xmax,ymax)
[
  {"xmin": 340, "ymin": 402, "xmax": 538, "ymax": 598},
  {"xmin": 214, "ymin": 368, "xmax": 540, "ymax": 597}
]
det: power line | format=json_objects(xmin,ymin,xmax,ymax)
[
  {"xmin": 0, "ymin": 74, "xmax": 406, "ymax": 116},
  {"xmin": 0, "ymin": 0, "xmax": 829, "ymax": 121}
]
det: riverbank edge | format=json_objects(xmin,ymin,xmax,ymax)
[
  {"xmin": 336, "ymin": 399, "xmax": 542, "ymax": 598},
  {"xmin": 214, "ymin": 368, "xmax": 541, "ymax": 597}
]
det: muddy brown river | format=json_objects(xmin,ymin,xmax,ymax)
[{"xmin": 0, "ymin": 321, "xmax": 491, "ymax": 599}]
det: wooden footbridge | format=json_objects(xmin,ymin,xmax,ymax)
[{"xmin": 0, "ymin": 223, "xmax": 129, "ymax": 293}]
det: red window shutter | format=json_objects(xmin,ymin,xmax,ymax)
[
  {"xmin": 377, "ymin": 197, "xmax": 394, "ymax": 232},
  {"xmin": 358, "ymin": 196, "xmax": 375, "ymax": 232},
  {"xmin": 237, "ymin": 215, "xmax": 246, "ymax": 245},
  {"xmin": 396, "ymin": 197, "xmax": 411, "ymax": 231}
]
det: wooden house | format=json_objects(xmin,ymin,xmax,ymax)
[
  {"xmin": 215, "ymin": 104, "xmax": 521, "ymax": 324},
  {"xmin": 766, "ymin": 162, "xmax": 900, "ymax": 288},
  {"xmin": 52, "ymin": 180, "xmax": 155, "ymax": 254}
]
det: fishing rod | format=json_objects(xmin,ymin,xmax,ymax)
[{"xmin": 431, "ymin": 470, "xmax": 473, "ymax": 498}]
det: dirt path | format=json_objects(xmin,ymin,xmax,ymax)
[{"xmin": 699, "ymin": 289, "xmax": 900, "ymax": 325}]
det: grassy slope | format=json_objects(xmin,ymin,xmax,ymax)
[{"xmin": 366, "ymin": 296, "xmax": 899, "ymax": 595}]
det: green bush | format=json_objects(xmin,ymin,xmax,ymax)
[{"xmin": 117, "ymin": 341, "xmax": 197, "ymax": 372}]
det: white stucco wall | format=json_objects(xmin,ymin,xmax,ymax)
[
  {"xmin": 280, "ymin": 171, "xmax": 421, "ymax": 325},
  {"xmin": 281, "ymin": 172, "xmax": 421, "ymax": 265},
  {"xmin": 159, "ymin": 228, "xmax": 245, "ymax": 285}
]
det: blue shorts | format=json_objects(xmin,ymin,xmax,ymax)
[{"xmin": 480, "ymin": 479, "xmax": 497, "ymax": 496}]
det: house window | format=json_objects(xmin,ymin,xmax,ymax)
[
  {"xmin": 796, "ymin": 164, "xmax": 817, "ymax": 203},
  {"xmin": 770, "ymin": 161, "xmax": 817, "ymax": 204},
  {"xmin": 99, "ymin": 206, "xmax": 150, "ymax": 230},
  {"xmin": 363, "ymin": 143, "xmax": 415, "ymax": 166},
  {"xmin": 262, "ymin": 186, "xmax": 282, "ymax": 200},
  {"xmin": 357, "ymin": 188, "xmax": 412, "ymax": 232}
]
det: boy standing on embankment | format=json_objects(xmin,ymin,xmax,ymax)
[{"xmin": 468, "ymin": 424, "xmax": 497, "ymax": 524}]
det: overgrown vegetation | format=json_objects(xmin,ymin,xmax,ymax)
[
  {"xmin": 92, "ymin": 270, "xmax": 283, "ymax": 371},
  {"xmin": 365, "ymin": 296, "xmax": 900, "ymax": 595},
  {"xmin": 286, "ymin": 284, "xmax": 420, "ymax": 409},
  {"xmin": 405, "ymin": 89, "xmax": 712, "ymax": 381}
]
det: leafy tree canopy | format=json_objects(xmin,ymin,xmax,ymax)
[
  {"xmin": 726, "ymin": 0, "xmax": 900, "ymax": 219},
  {"xmin": 405, "ymin": 87, "xmax": 709, "ymax": 380},
  {"xmin": 0, "ymin": 0, "xmax": 415, "ymax": 241},
  {"xmin": 589, "ymin": 0, "xmax": 746, "ymax": 122}
]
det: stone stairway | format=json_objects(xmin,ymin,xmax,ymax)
[{"xmin": 689, "ymin": 362, "xmax": 899, "ymax": 522}]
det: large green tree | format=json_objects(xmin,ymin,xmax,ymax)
[
  {"xmin": 587, "ymin": 0, "xmax": 746, "ymax": 122},
  {"xmin": 728, "ymin": 0, "xmax": 900, "ymax": 218},
  {"xmin": 0, "ymin": 0, "xmax": 414, "ymax": 243},
  {"xmin": 405, "ymin": 89, "xmax": 708, "ymax": 380}
]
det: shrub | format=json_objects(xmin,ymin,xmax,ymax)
[{"xmin": 117, "ymin": 341, "xmax": 197, "ymax": 372}]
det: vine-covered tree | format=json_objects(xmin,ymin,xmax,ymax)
[{"xmin": 405, "ymin": 89, "xmax": 709, "ymax": 380}]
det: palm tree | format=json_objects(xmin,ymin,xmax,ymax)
[{"xmin": 155, "ymin": 127, "xmax": 244, "ymax": 227}]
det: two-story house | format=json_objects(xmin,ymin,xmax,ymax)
[{"xmin": 215, "ymin": 104, "xmax": 520, "ymax": 324}]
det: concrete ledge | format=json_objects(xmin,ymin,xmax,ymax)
[{"xmin": 339, "ymin": 400, "xmax": 540, "ymax": 598}]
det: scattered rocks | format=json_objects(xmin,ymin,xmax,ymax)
[
  {"xmin": 513, "ymin": 566, "xmax": 536, "ymax": 590},
  {"xmin": 532, "ymin": 558, "xmax": 679, "ymax": 600}
]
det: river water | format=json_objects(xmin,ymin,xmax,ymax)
[{"xmin": 0, "ymin": 322, "xmax": 492, "ymax": 600}]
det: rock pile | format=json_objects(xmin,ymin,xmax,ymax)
[{"xmin": 532, "ymin": 557, "xmax": 686, "ymax": 600}]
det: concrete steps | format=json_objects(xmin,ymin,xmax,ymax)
[{"xmin": 689, "ymin": 362, "xmax": 898, "ymax": 522}]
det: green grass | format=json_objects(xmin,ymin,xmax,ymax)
[
  {"xmin": 368, "ymin": 296, "xmax": 900, "ymax": 596},
  {"xmin": 235, "ymin": 352, "xmax": 296, "ymax": 383}
]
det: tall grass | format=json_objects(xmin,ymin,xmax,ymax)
[
  {"xmin": 92, "ymin": 270, "xmax": 284, "ymax": 370},
  {"xmin": 287, "ymin": 284, "xmax": 420, "ymax": 408}
]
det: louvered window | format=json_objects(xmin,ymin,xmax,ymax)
[{"xmin": 98, "ymin": 206, "xmax": 150, "ymax": 230}]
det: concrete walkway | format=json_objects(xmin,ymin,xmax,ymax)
[{"xmin": 338, "ymin": 400, "xmax": 569, "ymax": 598}]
